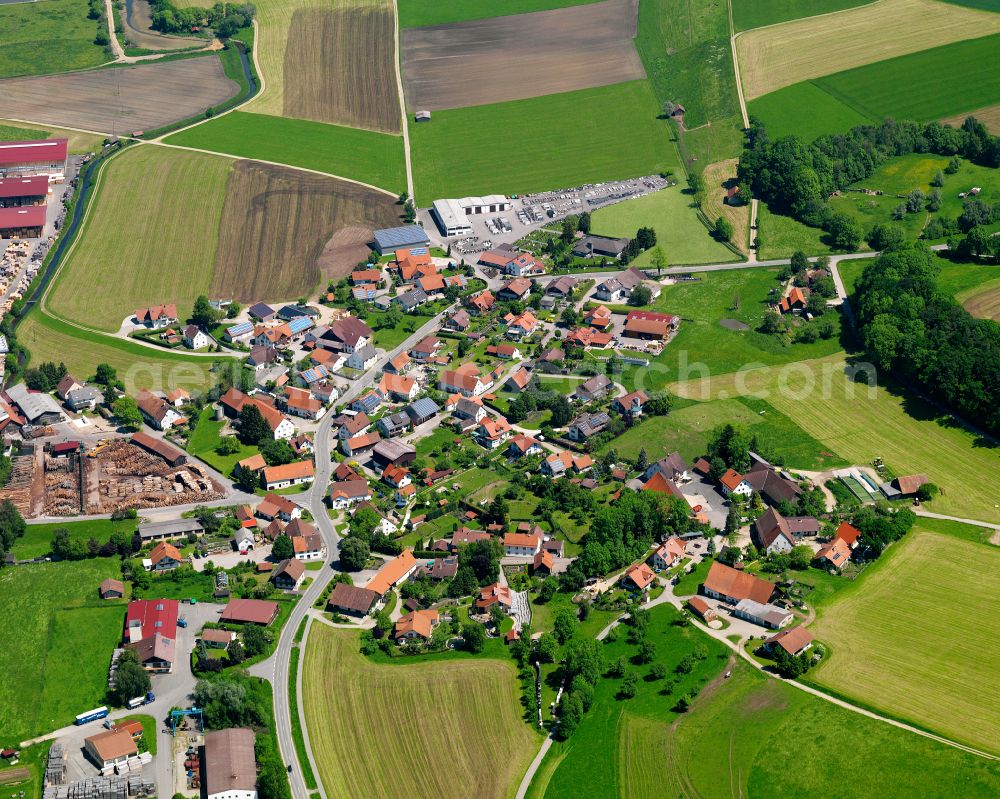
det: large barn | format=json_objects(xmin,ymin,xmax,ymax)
[
  {"xmin": 0, "ymin": 205, "xmax": 45, "ymax": 239},
  {"xmin": 0, "ymin": 175, "xmax": 49, "ymax": 208},
  {"xmin": 0, "ymin": 139, "xmax": 68, "ymax": 179}
]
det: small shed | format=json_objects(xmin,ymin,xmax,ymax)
[{"xmin": 414, "ymin": 110, "xmax": 431, "ymax": 122}]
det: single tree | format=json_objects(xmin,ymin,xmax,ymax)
[
  {"xmin": 272, "ymin": 534, "xmax": 294, "ymax": 561},
  {"xmin": 112, "ymin": 396, "xmax": 143, "ymax": 430},
  {"xmin": 338, "ymin": 537, "xmax": 370, "ymax": 571}
]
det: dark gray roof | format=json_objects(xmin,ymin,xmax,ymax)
[
  {"xmin": 406, "ymin": 397, "xmax": 440, "ymax": 419},
  {"xmin": 373, "ymin": 225, "xmax": 430, "ymax": 250}
]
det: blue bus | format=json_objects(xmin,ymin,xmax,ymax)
[{"xmin": 75, "ymin": 706, "xmax": 109, "ymax": 725}]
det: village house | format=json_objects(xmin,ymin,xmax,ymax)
[
  {"xmin": 347, "ymin": 343, "xmax": 378, "ymax": 371},
  {"xmin": 503, "ymin": 531, "xmax": 541, "ymax": 557},
  {"xmin": 147, "ymin": 541, "xmax": 183, "ymax": 572},
  {"xmin": 477, "ymin": 583, "xmax": 514, "ymax": 613},
  {"xmin": 505, "ymin": 366, "xmax": 531, "ymax": 392},
  {"xmin": 183, "ymin": 325, "xmax": 210, "ymax": 350},
  {"xmin": 329, "ymin": 477, "xmax": 373, "ymax": 509},
  {"xmin": 623, "ymin": 561, "xmax": 657, "ymax": 593},
  {"xmin": 394, "ymin": 609, "xmax": 440, "ymax": 642},
  {"xmin": 262, "ymin": 460, "xmax": 315, "ymax": 491},
  {"xmin": 409, "ymin": 335, "xmax": 443, "ymax": 362},
  {"xmin": 507, "ymin": 433, "xmax": 543, "ymax": 459},
  {"xmin": 701, "ymin": 561, "xmax": 775, "ymax": 605},
  {"xmin": 719, "ymin": 468, "xmax": 753, "ymax": 498},
  {"xmin": 567, "ymin": 411, "xmax": 610, "ymax": 442},
  {"xmin": 341, "ymin": 431, "xmax": 382, "ymax": 457},
  {"xmin": 765, "ymin": 625, "xmax": 814, "ymax": 657},
  {"xmin": 486, "ymin": 343, "xmax": 521, "ymax": 360},
  {"xmin": 541, "ymin": 450, "xmax": 592, "ymax": 477},
  {"xmin": 612, "ymin": 390, "xmax": 649, "ymax": 417},
  {"xmin": 752, "ymin": 507, "xmax": 820, "ymax": 555},
  {"xmin": 366, "ymin": 549, "xmax": 419, "ymax": 598},
  {"xmin": 546, "ymin": 275, "xmax": 578, "ymax": 298},
  {"xmin": 384, "ymin": 351, "xmax": 411, "ymax": 375},
  {"xmin": 565, "ymin": 327, "xmax": 612, "ymax": 349},
  {"xmin": 593, "ymin": 267, "xmax": 646, "ymax": 301},
  {"xmin": 573, "ymin": 374, "xmax": 611, "ymax": 402},
  {"xmin": 440, "ymin": 363, "xmax": 492, "ymax": 397},
  {"xmin": 136, "ymin": 392, "xmax": 182, "ymax": 430},
  {"xmin": 378, "ymin": 411, "xmax": 411, "ymax": 438},
  {"xmin": 405, "ymin": 397, "xmax": 440, "ymax": 426},
  {"xmin": 328, "ymin": 582, "xmax": 382, "ymax": 616},
  {"xmin": 134, "ymin": 304, "xmax": 177, "ymax": 329},
  {"xmin": 778, "ymin": 287, "xmax": 808, "ymax": 314},
  {"xmin": 467, "ymin": 289, "xmax": 495, "ymax": 315},
  {"xmin": 444, "ymin": 308, "xmax": 471, "ymax": 332},
  {"xmin": 282, "ymin": 387, "xmax": 323, "ymax": 421},
  {"xmin": 584, "ymin": 305, "xmax": 613, "ymax": 329},
  {"xmin": 335, "ymin": 411, "xmax": 372, "ymax": 440},
  {"xmin": 573, "ymin": 235, "xmax": 631, "ymax": 262},
  {"xmin": 498, "ymin": 277, "xmax": 533, "ymax": 302},
  {"xmin": 378, "ymin": 372, "xmax": 419, "ymax": 402},
  {"xmin": 475, "ymin": 416, "xmax": 512, "ymax": 449},
  {"xmin": 256, "ymin": 493, "xmax": 301, "ymax": 522},
  {"xmin": 644, "ymin": 452, "xmax": 689, "ymax": 484},
  {"xmin": 650, "ymin": 537, "xmax": 687, "ymax": 570},
  {"xmin": 687, "ymin": 596, "xmax": 717, "ymax": 623},
  {"xmin": 504, "ymin": 310, "xmax": 538, "ymax": 339}
]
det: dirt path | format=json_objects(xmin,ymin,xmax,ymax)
[
  {"xmin": 726, "ymin": 0, "xmax": 758, "ymax": 264},
  {"xmin": 392, "ymin": 0, "xmax": 414, "ymax": 200}
]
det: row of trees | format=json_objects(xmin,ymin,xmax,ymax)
[
  {"xmin": 855, "ymin": 245, "xmax": 1000, "ymax": 437},
  {"xmin": 150, "ymin": 1, "xmax": 256, "ymax": 38},
  {"xmin": 738, "ymin": 117, "xmax": 1000, "ymax": 245}
]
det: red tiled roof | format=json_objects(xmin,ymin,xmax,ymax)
[{"xmin": 703, "ymin": 561, "xmax": 775, "ymax": 604}]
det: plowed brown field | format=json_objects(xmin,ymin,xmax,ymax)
[
  {"xmin": 401, "ymin": 0, "xmax": 645, "ymax": 111},
  {"xmin": 283, "ymin": 1, "xmax": 400, "ymax": 132},
  {"xmin": 211, "ymin": 161, "xmax": 400, "ymax": 301},
  {"xmin": 0, "ymin": 56, "xmax": 238, "ymax": 134}
]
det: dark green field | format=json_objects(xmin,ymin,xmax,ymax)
[
  {"xmin": 164, "ymin": 111, "xmax": 407, "ymax": 193},
  {"xmin": 0, "ymin": 0, "xmax": 108, "ymax": 78},
  {"xmin": 409, "ymin": 81, "xmax": 678, "ymax": 204},
  {"xmin": 732, "ymin": 0, "xmax": 873, "ymax": 30},
  {"xmin": 750, "ymin": 34, "xmax": 1000, "ymax": 139}
]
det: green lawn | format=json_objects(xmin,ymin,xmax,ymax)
[
  {"xmin": 530, "ymin": 604, "xmax": 729, "ymax": 799},
  {"xmin": 397, "ymin": 0, "xmax": 601, "ymax": 26},
  {"xmin": 756, "ymin": 203, "xmax": 831, "ymax": 259},
  {"xmin": 809, "ymin": 527, "xmax": 1000, "ymax": 755},
  {"xmin": 0, "ymin": 560, "xmax": 126, "ymax": 743},
  {"xmin": 732, "ymin": 0, "xmax": 874, "ymax": 30},
  {"xmin": 635, "ymin": 0, "xmax": 744, "ymax": 164},
  {"xmin": 368, "ymin": 311, "xmax": 433, "ymax": 350},
  {"xmin": 613, "ymin": 266, "xmax": 844, "ymax": 388},
  {"xmin": 590, "ymin": 186, "xmax": 738, "ymax": 266},
  {"xmin": 13, "ymin": 519, "xmax": 137, "ymax": 560},
  {"xmin": 750, "ymin": 33, "xmax": 1000, "ymax": 139},
  {"xmin": 655, "ymin": 659, "xmax": 1000, "ymax": 799},
  {"xmin": 19, "ymin": 310, "xmax": 227, "ymax": 394},
  {"xmin": 164, "ymin": 111, "xmax": 407, "ymax": 193},
  {"xmin": 187, "ymin": 406, "xmax": 257, "ymax": 475},
  {"xmin": 408, "ymin": 81, "xmax": 679, "ymax": 205},
  {"xmin": 0, "ymin": 0, "xmax": 108, "ymax": 78},
  {"xmin": 602, "ymin": 396, "xmax": 846, "ymax": 470}
]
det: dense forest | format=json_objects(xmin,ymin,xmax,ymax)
[
  {"xmin": 738, "ymin": 117, "xmax": 1000, "ymax": 250},
  {"xmin": 854, "ymin": 245, "xmax": 1000, "ymax": 437}
]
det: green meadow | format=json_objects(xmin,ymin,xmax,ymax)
[
  {"xmin": 732, "ymin": 0, "xmax": 873, "ymax": 30},
  {"xmin": 0, "ymin": 0, "xmax": 108, "ymax": 78}
]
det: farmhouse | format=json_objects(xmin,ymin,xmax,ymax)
[
  {"xmin": 366, "ymin": 549, "xmax": 418, "ymax": 597},
  {"xmin": 372, "ymin": 225, "xmax": 430, "ymax": 255},
  {"xmin": 702, "ymin": 561, "xmax": 776, "ymax": 605},
  {"xmin": 256, "ymin": 492, "xmax": 301, "ymax": 522},
  {"xmin": 262, "ymin": 460, "xmax": 315, "ymax": 490},
  {"xmin": 220, "ymin": 598, "xmax": 279, "ymax": 626},
  {"xmin": 719, "ymin": 469, "xmax": 753, "ymax": 497},
  {"xmin": 623, "ymin": 310, "xmax": 678, "ymax": 341},
  {"xmin": 203, "ymin": 728, "xmax": 257, "ymax": 799},
  {"xmin": 503, "ymin": 531, "xmax": 541, "ymax": 557},
  {"xmin": 328, "ymin": 583, "xmax": 381, "ymax": 616},
  {"xmin": 183, "ymin": 325, "xmax": 210, "ymax": 350},
  {"xmin": 440, "ymin": 363, "xmax": 491, "ymax": 397},
  {"xmin": 498, "ymin": 277, "xmax": 533, "ymax": 302},
  {"xmin": 745, "ymin": 457, "xmax": 803, "ymax": 506},
  {"xmin": 0, "ymin": 138, "xmax": 67, "ymax": 178},
  {"xmin": 477, "ymin": 583, "xmax": 513, "ymax": 612},
  {"xmin": 373, "ymin": 438, "xmax": 416, "ymax": 469},
  {"xmin": 650, "ymin": 537, "xmax": 686, "ymax": 570},
  {"xmin": 394, "ymin": 609, "xmax": 440, "ymax": 642},
  {"xmin": 134, "ymin": 304, "xmax": 178, "ymax": 329},
  {"xmin": 752, "ymin": 507, "xmax": 819, "ymax": 555},
  {"xmin": 574, "ymin": 235, "xmax": 630, "ymax": 261},
  {"xmin": 765, "ymin": 625, "xmax": 814, "ymax": 657},
  {"xmin": 573, "ymin": 374, "xmax": 611, "ymax": 402},
  {"xmin": 136, "ymin": 392, "xmax": 182, "ymax": 430},
  {"xmin": 329, "ymin": 479, "xmax": 373, "ymax": 509}
]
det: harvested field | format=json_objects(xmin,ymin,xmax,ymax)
[
  {"xmin": 303, "ymin": 624, "xmax": 538, "ymax": 799},
  {"xmin": 401, "ymin": 0, "xmax": 645, "ymax": 111},
  {"xmin": 283, "ymin": 0, "xmax": 400, "ymax": 131},
  {"xmin": 120, "ymin": 0, "xmax": 207, "ymax": 50},
  {"xmin": 0, "ymin": 56, "xmax": 239, "ymax": 134},
  {"xmin": 700, "ymin": 159, "xmax": 749, "ymax": 253},
  {"xmin": 736, "ymin": 0, "xmax": 1000, "ymax": 100},
  {"xmin": 212, "ymin": 160, "xmax": 401, "ymax": 301},
  {"xmin": 47, "ymin": 146, "xmax": 230, "ymax": 330},
  {"xmin": 398, "ymin": 0, "xmax": 604, "ymax": 27},
  {"xmin": 810, "ymin": 529, "xmax": 1000, "ymax": 756},
  {"xmin": 961, "ymin": 281, "xmax": 1000, "ymax": 321},
  {"xmin": 943, "ymin": 103, "xmax": 1000, "ymax": 134}
]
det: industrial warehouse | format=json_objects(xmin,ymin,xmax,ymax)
[{"xmin": 0, "ymin": 139, "xmax": 66, "ymax": 240}]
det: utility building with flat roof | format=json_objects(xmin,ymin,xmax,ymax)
[
  {"xmin": 432, "ymin": 198, "xmax": 472, "ymax": 237},
  {"xmin": 372, "ymin": 225, "xmax": 430, "ymax": 255}
]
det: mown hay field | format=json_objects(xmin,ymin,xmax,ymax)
[
  {"xmin": 211, "ymin": 161, "xmax": 400, "ymax": 301},
  {"xmin": 302, "ymin": 624, "xmax": 538, "ymax": 799},
  {"xmin": 700, "ymin": 158, "xmax": 749, "ymax": 253},
  {"xmin": 47, "ymin": 146, "xmax": 230, "ymax": 330},
  {"xmin": 243, "ymin": 0, "xmax": 400, "ymax": 132},
  {"xmin": 670, "ymin": 355, "xmax": 1000, "ymax": 523},
  {"xmin": 401, "ymin": 0, "xmax": 644, "ymax": 111},
  {"xmin": 731, "ymin": 0, "xmax": 873, "ymax": 31},
  {"xmin": 0, "ymin": 56, "xmax": 239, "ymax": 134},
  {"xmin": 0, "ymin": 0, "xmax": 108, "ymax": 79},
  {"xmin": 0, "ymin": 560, "xmax": 128, "ymax": 743},
  {"xmin": 810, "ymin": 529, "xmax": 1000, "ymax": 756},
  {"xmin": 736, "ymin": 0, "xmax": 1000, "ymax": 100},
  {"xmin": 409, "ymin": 80, "xmax": 677, "ymax": 204},
  {"xmin": 656, "ymin": 660, "xmax": 1000, "ymax": 798},
  {"xmin": 164, "ymin": 111, "xmax": 406, "ymax": 192},
  {"xmin": 960, "ymin": 280, "xmax": 1000, "ymax": 320}
]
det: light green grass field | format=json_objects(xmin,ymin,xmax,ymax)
[
  {"xmin": 164, "ymin": 112, "xmax": 406, "ymax": 192},
  {"xmin": 0, "ymin": 0, "xmax": 108, "ymax": 78},
  {"xmin": 0, "ymin": 560, "xmax": 125, "ymax": 742},
  {"xmin": 0, "ymin": 119, "xmax": 106, "ymax": 154},
  {"xmin": 303, "ymin": 623, "xmax": 538, "ymax": 799},
  {"xmin": 398, "ymin": 0, "xmax": 601, "ymax": 27},
  {"xmin": 732, "ymin": 0, "xmax": 874, "ymax": 30},
  {"xmin": 658, "ymin": 659, "xmax": 1000, "ymax": 798},
  {"xmin": 810, "ymin": 528, "xmax": 1000, "ymax": 755},
  {"xmin": 635, "ymin": 0, "xmax": 744, "ymax": 164},
  {"xmin": 48, "ymin": 145, "xmax": 230, "ymax": 330},
  {"xmin": 590, "ymin": 186, "xmax": 737, "ymax": 266},
  {"xmin": 13, "ymin": 519, "xmax": 136, "ymax": 560},
  {"xmin": 531, "ymin": 604, "xmax": 729, "ymax": 799},
  {"xmin": 756, "ymin": 202, "xmax": 831, "ymax": 259},
  {"xmin": 19, "ymin": 311, "xmax": 227, "ymax": 394},
  {"xmin": 409, "ymin": 81, "xmax": 678, "ymax": 204},
  {"xmin": 671, "ymin": 354, "xmax": 1000, "ymax": 523},
  {"xmin": 602, "ymin": 396, "xmax": 847, "ymax": 470},
  {"xmin": 187, "ymin": 406, "xmax": 257, "ymax": 475},
  {"xmin": 614, "ymin": 267, "xmax": 844, "ymax": 387},
  {"xmin": 752, "ymin": 33, "xmax": 1000, "ymax": 139}
]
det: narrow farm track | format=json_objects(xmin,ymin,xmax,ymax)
[
  {"xmin": 393, "ymin": 0, "xmax": 415, "ymax": 199},
  {"xmin": 727, "ymin": 0, "xmax": 757, "ymax": 262}
]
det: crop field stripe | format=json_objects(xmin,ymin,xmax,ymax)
[
  {"xmin": 211, "ymin": 159, "xmax": 401, "ymax": 301},
  {"xmin": 46, "ymin": 144, "xmax": 232, "ymax": 330},
  {"xmin": 736, "ymin": 0, "xmax": 1000, "ymax": 100},
  {"xmin": 400, "ymin": 0, "xmax": 645, "ymax": 111},
  {"xmin": 731, "ymin": 0, "xmax": 875, "ymax": 31},
  {"xmin": 397, "ymin": 0, "xmax": 604, "ymax": 27},
  {"xmin": 0, "ymin": 56, "xmax": 240, "ymax": 135},
  {"xmin": 809, "ymin": 529, "xmax": 1000, "ymax": 755},
  {"xmin": 163, "ymin": 111, "xmax": 406, "ymax": 193},
  {"xmin": 302, "ymin": 624, "xmax": 538, "ymax": 799}
]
